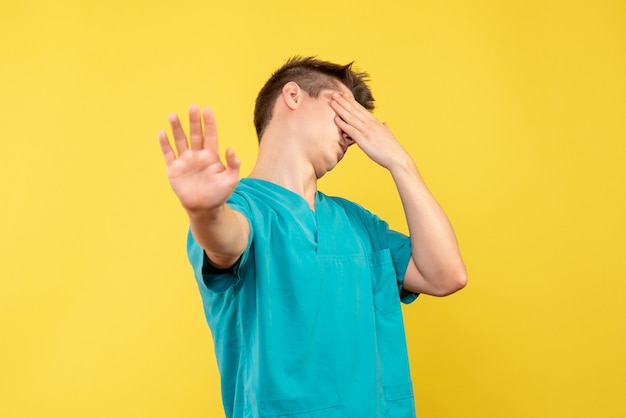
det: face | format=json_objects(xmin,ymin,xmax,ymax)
[{"xmin": 297, "ymin": 84, "xmax": 355, "ymax": 176}]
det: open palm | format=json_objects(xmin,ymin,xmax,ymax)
[{"xmin": 158, "ymin": 105, "xmax": 240, "ymax": 213}]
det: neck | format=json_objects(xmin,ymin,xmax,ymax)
[{"xmin": 248, "ymin": 134, "xmax": 318, "ymax": 209}]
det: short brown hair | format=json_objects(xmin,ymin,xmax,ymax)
[{"xmin": 253, "ymin": 56, "xmax": 375, "ymax": 140}]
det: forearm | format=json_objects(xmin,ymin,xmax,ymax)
[
  {"xmin": 390, "ymin": 156, "xmax": 467, "ymax": 295},
  {"xmin": 328, "ymin": 91, "xmax": 467, "ymax": 293},
  {"xmin": 188, "ymin": 204, "xmax": 249, "ymax": 269}
]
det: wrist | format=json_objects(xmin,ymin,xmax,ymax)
[
  {"xmin": 186, "ymin": 203, "xmax": 226, "ymax": 222},
  {"xmin": 388, "ymin": 153, "xmax": 418, "ymax": 177}
]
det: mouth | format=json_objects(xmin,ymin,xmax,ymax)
[
  {"xmin": 337, "ymin": 129, "xmax": 351, "ymax": 159},
  {"xmin": 338, "ymin": 141, "xmax": 349, "ymax": 159}
]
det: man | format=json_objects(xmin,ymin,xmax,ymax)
[{"xmin": 158, "ymin": 57, "xmax": 467, "ymax": 418}]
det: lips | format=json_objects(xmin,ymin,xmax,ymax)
[{"xmin": 337, "ymin": 142, "xmax": 348, "ymax": 160}]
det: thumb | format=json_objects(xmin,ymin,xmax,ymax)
[{"xmin": 224, "ymin": 147, "xmax": 241, "ymax": 172}]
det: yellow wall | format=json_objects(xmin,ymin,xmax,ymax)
[{"xmin": 1, "ymin": 0, "xmax": 624, "ymax": 417}]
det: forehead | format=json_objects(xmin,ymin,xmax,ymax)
[
  {"xmin": 333, "ymin": 81, "xmax": 352, "ymax": 95},
  {"xmin": 319, "ymin": 81, "xmax": 351, "ymax": 96}
]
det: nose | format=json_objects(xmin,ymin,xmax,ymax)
[{"xmin": 342, "ymin": 132, "xmax": 355, "ymax": 145}]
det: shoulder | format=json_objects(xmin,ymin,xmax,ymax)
[
  {"xmin": 322, "ymin": 194, "xmax": 380, "ymax": 225},
  {"xmin": 227, "ymin": 179, "xmax": 273, "ymax": 215},
  {"xmin": 229, "ymin": 178, "xmax": 287, "ymax": 207}
]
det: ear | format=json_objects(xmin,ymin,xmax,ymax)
[{"xmin": 281, "ymin": 81, "xmax": 303, "ymax": 110}]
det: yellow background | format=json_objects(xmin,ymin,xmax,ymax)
[{"xmin": 1, "ymin": 0, "xmax": 624, "ymax": 417}]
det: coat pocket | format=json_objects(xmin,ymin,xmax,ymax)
[
  {"xmin": 259, "ymin": 390, "xmax": 345, "ymax": 417},
  {"xmin": 385, "ymin": 382, "xmax": 416, "ymax": 418},
  {"xmin": 370, "ymin": 249, "xmax": 402, "ymax": 316}
]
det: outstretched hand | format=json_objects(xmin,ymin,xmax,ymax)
[
  {"xmin": 331, "ymin": 92, "xmax": 409, "ymax": 169},
  {"xmin": 158, "ymin": 105, "xmax": 240, "ymax": 213}
]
